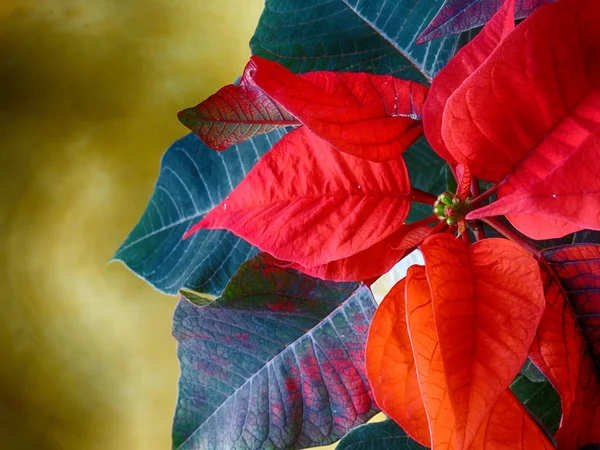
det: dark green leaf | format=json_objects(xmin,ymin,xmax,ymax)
[
  {"xmin": 250, "ymin": 0, "xmax": 459, "ymax": 83},
  {"xmin": 511, "ymin": 374, "xmax": 561, "ymax": 435},
  {"xmin": 113, "ymin": 128, "xmax": 288, "ymax": 297},
  {"xmin": 335, "ymin": 419, "xmax": 427, "ymax": 450},
  {"xmin": 520, "ymin": 358, "xmax": 547, "ymax": 383},
  {"xmin": 404, "ymin": 136, "xmax": 448, "ymax": 223},
  {"xmin": 173, "ymin": 254, "xmax": 378, "ymax": 450}
]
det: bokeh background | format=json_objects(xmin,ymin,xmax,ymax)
[
  {"xmin": 0, "ymin": 1, "xmax": 264, "ymax": 448},
  {"xmin": 0, "ymin": 1, "xmax": 397, "ymax": 448}
]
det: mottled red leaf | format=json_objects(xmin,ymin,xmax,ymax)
[
  {"xmin": 185, "ymin": 127, "xmax": 412, "ymax": 268},
  {"xmin": 405, "ymin": 264, "xmax": 554, "ymax": 450},
  {"xmin": 248, "ymin": 56, "xmax": 428, "ymax": 162},
  {"xmin": 420, "ymin": 234, "xmax": 546, "ymax": 449},
  {"xmin": 530, "ymin": 244, "xmax": 600, "ymax": 449},
  {"xmin": 177, "ymin": 59, "xmax": 299, "ymax": 150},
  {"xmin": 423, "ymin": 0, "xmax": 515, "ymax": 164},
  {"xmin": 467, "ymin": 131, "xmax": 600, "ymax": 239},
  {"xmin": 172, "ymin": 254, "xmax": 378, "ymax": 449},
  {"xmin": 442, "ymin": 0, "xmax": 600, "ymax": 183},
  {"xmin": 365, "ymin": 278, "xmax": 431, "ymax": 446},
  {"xmin": 418, "ymin": 0, "xmax": 552, "ymax": 43},
  {"xmin": 283, "ymin": 224, "xmax": 433, "ymax": 282}
]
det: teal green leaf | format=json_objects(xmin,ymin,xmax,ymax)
[
  {"xmin": 510, "ymin": 373, "xmax": 561, "ymax": 436},
  {"xmin": 113, "ymin": 128, "xmax": 288, "ymax": 297},
  {"xmin": 404, "ymin": 136, "xmax": 448, "ymax": 223},
  {"xmin": 335, "ymin": 420, "xmax": 427, "ymax": 450},
  {"xmin": 250, "ymin": 0, "xmax": 460, "ymax": 83},
  {"xmin": 173, "ymin": 254, "xmax": 378, "ymax": 449}
]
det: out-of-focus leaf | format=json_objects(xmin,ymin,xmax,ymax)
[
  {"xmin": 335, "ymin": 420, "xmax": 427, "ymax": 450},
  {"xmin": 172, "ymin": 254, "xmax": 378, "ymax": 449},
  {"xmin": 113, "ymin": 128, "xmax": 288, "ymax": 296},
  {"xmin": 250, "ymin": 0, "xmax": 459, "ymax": 83}
]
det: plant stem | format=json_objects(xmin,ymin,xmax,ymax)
[
  {"xmin": 481, "ymin": 218, "xmax": 541, "ymax": 259},
  {"xmin": 470, "ymin": 183, "xmax": 499, "ymax": 206},
  {"xmin": 468, "ymin": 177, "xmax": 485, "ymax": 240},
  {"xmin": 462, "ymin": 230, "xmax": 470, "ymax": 245},
  {"xmin": 410, "ymin": 188, "xmax": 437, "ymax": 205}
]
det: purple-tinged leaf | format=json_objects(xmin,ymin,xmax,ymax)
[
  {"xmin": 178, "ymin": 59, "xmax": 299, "ymax": 150},
  {"xmin": 172, "ymin": 254, "xmax": 378, "ymax": 450},
  {"xmin": 529, "ymin": 244, "xmax": 600, "ymax": 447},
  {"xmin": 418, "ymin": 0, "xmax": 553, "ymax": 43}
]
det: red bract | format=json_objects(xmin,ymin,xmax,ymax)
[
  {"xmin": 249, "ymin": 56, "xmax": 429, "ymax": 162},
  {"xmin": 437, "ymin": 0, "xmax": 600, "ymax": 239},
  {"xmin": 184, "ymin": 127, "xmax": 413, "ymax": 268},
  {"xmin": 423, "ymin": 0, "xmax": 516, "ymax": 165},
  {"xmin": 280, "ymin": 223, "xmax": 434, "ymax": 282},
  {"xmin": 177, "ymin": 58, "xmax": 299, "ymax": 150}
]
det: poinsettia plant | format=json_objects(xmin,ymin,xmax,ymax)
[{"xmin": 114, "ymin": 0, "xmax": 600, "ymax": 448}]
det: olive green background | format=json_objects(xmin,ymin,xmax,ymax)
[{"xmin": 0, "ymin": 1, "xmax": 264, "ymax": 448}]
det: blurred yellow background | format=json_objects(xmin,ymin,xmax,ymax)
[
  {"xmin": 0, "ymin": 1, "xmax": 387, "ymax": 448},
  {"xmin": 0, "ymin": 1, "xmax": 264, "ymax": 448}
]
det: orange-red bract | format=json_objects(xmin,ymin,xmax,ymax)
[
  {"xmin": 248, "ymin": 56, "xmax": 428, "ymax": 162},
  {"xmin": 419, "ymin": 234, "xmax": 546, "ymax": 449},
  {"xmin": 405, "ymin": 264, "xmax": 553, "ymax": 450},
  {"xmin": 405, "ymin": 265, "xmax": 457, "ymax": 449},
  {"xmin": 177, "ymin": 58, "xmax": 299, "ymax": 150},
  {"xmin": 530, "ymin": 245, "xmax": 600, "ymax": 448},
  {"xmin": 184, "ymin": 127, "xmax": 412, "ymax": 268},
  {"xmin": 422, "ymin": 0, "xmax": 515, "ymax": 165},
  {"xmin": 365, "ymin": 278, "xmax": 431, "ymax": 446}
]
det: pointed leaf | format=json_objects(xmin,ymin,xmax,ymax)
[
  {"xmin": 186, "ymin": 127, "xmax": 412, "ymax": 268},
  {"xmin": 113, "ymin": 129, "xmax": 288, "ymax": 296},
  {"xmin": 467, "ymin": 131, "xmax": 600, "ymax": 239},
  {"xmin": 172, "ymin": 254, "xmax": 378, "ymax": 450},
  {"xmin": 423, "ymin": 0, "xmax": 515, "ymax": 164},
  {"xmin": 335, "ymin": 420, "xmax": 427, "ymax": 450},
  {"xmin": 249, "ymin": 56, "xmax": 428, "ymax": 161},
  {"xmin": 177, "ymin": 60, "xmax": 299, "ymax": 150},
  {"xmin": 418, "ymin": 0, "xmax": 551, "ymax": 43},
  {"xmin": 530, "ymin": 244, "xmax": 600, "ymax": 448},
  {"xmin": 250, "ymin": 0, "xmax": 460, "ymax": 83},
  {"xmin": 365, "ymin": 278, "xmax": 431, "ymax": 446},
  {"xmin": 442, "ymin": 0, "xmax": 600, "ymax": 183},
  {"xmin": 420, "ymin": 234, "xmax": 546, "ymax": 449}
]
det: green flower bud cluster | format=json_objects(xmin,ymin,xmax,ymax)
[{"xmin": 433, "ymin": 191, "xmax": 471, "ymax": 226}]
